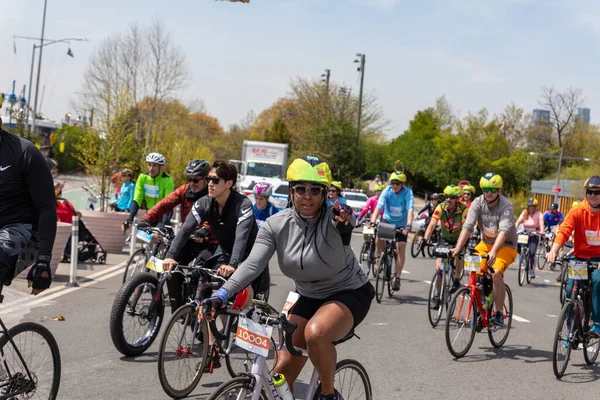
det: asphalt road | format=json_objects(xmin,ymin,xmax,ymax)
[{"xmin": 2, "ymin": 232, "xmax": 596, "ymax": 399}]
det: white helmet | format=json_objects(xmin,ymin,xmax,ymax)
[
  {"xmin": 253, "ymin": 182, "xmax": 273, "ymax": 197},
  {"xmin": 145, "ymin": 152, "xmax": 166, "ymax": 165}
]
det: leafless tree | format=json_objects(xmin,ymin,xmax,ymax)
[
  {"xmin": 496, "ymin": 103, "xmax": 530, "ymax": 149},
  {"xmin": 539, "ymin": 86, "xmax": 585, "ymax": 148}
]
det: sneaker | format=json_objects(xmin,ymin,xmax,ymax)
[
  {"xmin": 320, "ymin": 389, "xmax": 344, "ymax": 400},
  {"xmin": 392, "ymin": 276, "xmax": 401, "ymax": 291},
  {"xmin": 589, "ymin": 324, "xmax": 600, "ymax": 338},
  {"xmin": 490, "ymin": 311, "xmax": 504, "ymax": 326},
  {"xmin": 430, "ymin": 295, "xmax": 440, "ymax": 310},
  {"xmin": 530, "ymin": 273, "xmax": 536, "ymax": 279}
]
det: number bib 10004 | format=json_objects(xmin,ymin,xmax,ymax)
[
  {"xmin": 568, "ymin": 261, "xmax": 588, "ymax": 280},
  {"xmin": 235, "ymin": 315, "xmax": 273, "ymax": 357}
]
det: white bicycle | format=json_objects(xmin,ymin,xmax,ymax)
[{"xmin": 206, "ymin": 300, "xmax": 372, "ymax": 400}]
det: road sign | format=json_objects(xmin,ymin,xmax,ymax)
[{"xmin": 552, "ymin": 185, "xmax": 562, "ymax": 193}]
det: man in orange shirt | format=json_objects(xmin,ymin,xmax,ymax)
[{"xmin": 547, "ymin": 176, "xmax": 600, "ymax": 336}]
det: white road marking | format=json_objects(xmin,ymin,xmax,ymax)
[
  {"xmin": 547, "ymin": 314, "xmax": 558, "ymax": 318},
  {"xmin": 368, "ymin": 322, "xmax": 388, "ymax": 326},
  {"xmin": 0, "ymin": 261, "xmax": 127, "ymax": 316},
  {"xmin": 513, "ymin": 315, "xmax": 530, "ymax": 323},
  {"xmin": 424, "ymin": 280, "xmax": 431, "ymax": 285},
  {"xmin": 401, "ymin": 270, "xmax": 410, "ymax": 274}
]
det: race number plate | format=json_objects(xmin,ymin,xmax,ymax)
[
  {"xmin": 568, "ymin": 261, "xmax": 588, "ymax": 280},
  {"xmin": 235, "ymin": 315, "xmax": 273, "ymax": 357},
  {"xmin": 517, "ymin": 234, "xmax": 529, "ymax": 245},
  {"xmin": 464, "ymin": 255, "xmax": 482, "ymax": 272},
  {"xmin": 282, "ymin": 291, "xmax": 300, "ymax": 317},
  {"xmin": 146, "ymin": 256, "xmax": 164, "ymax": 273},
  {"xmin": 362, "ymin": 226, "xmax": 375, "ymax": 235},
  {"xmin": 136, "ymin": 230, "xmax": 153, "ymax": 243}
]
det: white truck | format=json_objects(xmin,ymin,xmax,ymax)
[{"xmin": 239, "ymin": 140, "xmax": 289, "ymax": 191}]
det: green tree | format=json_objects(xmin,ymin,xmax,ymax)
[{"xmin": 52, "ymin": 125, "xmax": 87, "ymax": 172}]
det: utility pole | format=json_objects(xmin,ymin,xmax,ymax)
[
  {"xmin": 31, "ymin": 0, "xmax": 48, "ymax": 136},
  {"xmin": 321, "ymin": 69, "xmax": 330, "ymax": 91},
  {"xmin": 354, "ymin": 53, "xmax": 366, "ymax": 152}
]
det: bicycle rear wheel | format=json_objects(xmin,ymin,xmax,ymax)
[
  {"xmin": 0, "ymin": 322, "xmax": 61, "ymax": 399},
  {"xmin": 122, "ymin": 248, "xmax": 149, "ymax": 283},
  {"xmin": 488, "ymin": 285, "xmax": 513, "ymax": 348},
  {"xmin": 411, "ymin": 231, "xmax": 425, "ymax": 258},
  {"xmin": 559, "ymin": 268, "xmax": 568, "ymax": 305},
  {"xmin": 445, "ymin": 287, "xmax": 477, "ymax": 358},
  {"xmin": 375, "ymin": 254, "xmax": 387, "ymax": 303},
  {"xmin": 359, "ymin": 241, "xmax": 372, "ymax": 277},
  {"xmin": 387, "ymin": 254, "xmax": 395, "ymax": 298},
  {"xmin": 427, "ymin": 270, "xmax": 444, "ymax": 328},
  {"xmin": 109, "ymin": 272, "xmax": 164, "ymax": 357},
  {"xmin": 518, "ymin": 250, "xmax": 526, "ymax": 286},
  {"xmin": 537, "ymin": 245, "xmax": 547, "ymax": 270},
  {"xmin": 553, "ymin": 301, "xmax": 575, "ymax": 378},
  {"xmin": 207, "ymin": 376, "xmax": 268, "ymax": 400},
  {"xmin": 313, "ymin": 359, "xmax": 372, "ymax": 400},
  {"xmin": 157, "ymin": 304, "xmax": 208, "ymax": 399}
]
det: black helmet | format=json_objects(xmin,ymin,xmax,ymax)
[
  {"xmin": 584, "ymin": 176, "xmax": 600, "ymax": 189},
  {"xmin": 430, "ymin": 193, "xmax": 440, "ymax": 201},
  {"xmin": 549, "ymin": 202, "xmax": 559, "ymax": 210},
  {"xmin": 184, "ymin": 159, "xmax": 210, "ymax": 177}
]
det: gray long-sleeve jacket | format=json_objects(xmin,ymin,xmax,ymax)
[
  {"xmin": 221, "ymin": 206, "xmax": 368, "ymax": 299},
  {"xmin": 463, "ymin": 195, "xmax": 517, "ymax": 248}
]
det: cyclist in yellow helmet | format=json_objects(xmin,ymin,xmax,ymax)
[
  {"xmin": 460, "ymin": 185, "xmax": 476, "ymax": 208},
  {"xmin": 203, "ymin": 155, "xmax": 374, "ymax": 400},
  {"xmin": 327, "ymin": 180, "xmax": 347, "ymax": 206},
  {"xmin": 451, "ymin": 172, "xmax": 518, "ymax": 326}
]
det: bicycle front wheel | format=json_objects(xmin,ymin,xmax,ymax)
[
  {"xmin": 158, "ymin": 304, "xmax": 208, "ymax": 399},
  {"xmin": 410, "ymin": 231, "xmax": 424, "ymax": 258},
  {"xmin": 518, "ymin": 250, "xmax": 526, "ymax": 286},
  {"xmin": 359, "ymin": 241, "xmax": 371, "ymax": 277},
  {"xmin": 0, "ymin": 322, "xmax": 61, "ymax": 399},
  {"xmin": 559, "ymin": 268, "xmax": 568, "ymax": 305},
  {"xmin": 445, "ymin": 287, "xmax": 477, "ymax": 358},
  {"xmin": 375, "ymin": 254, "xmax": 387, "ymax": 303},
  {"xmin": 313, "ymin": 359, "xmax": 372, "ymax": 400},
  {"xmin": 122, "ymin": 248, "xmax": 149, "ymax": 283},
  {"xmin": 207, "ymin": 376, "xmax": 268, "ymax": 400},
  {"xmin": 427, "ymin": 270, "xmax": 444, "ymax": 328},
  {"xmin": 553, "ymin": 301, "xmax": 575, "ymax": 378},
  {"xmin": 488, "ymin": 285, "xmax": 513, "ymax": 348},
  {"xmin": 537, "ymin": 245, "xmax": 547, "ymax": 270}
]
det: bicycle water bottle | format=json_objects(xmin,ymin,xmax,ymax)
[
  {"xmin": 273, "ymin": 373, "xmax": 294, "ymax": 400},
  {"xmin": 483, "ymin": 291, "xmax": 494, "ymax": 310}
]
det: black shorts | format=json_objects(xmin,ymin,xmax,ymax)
[
  {"xmin": 290, "ymin": 282, "xmax": 375, "ymax": 329},
  {"xmin": 381, "ymin": 219, "xmax": 408, "ymax": 243}
]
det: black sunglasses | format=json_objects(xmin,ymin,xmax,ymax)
[
  {"xmin": 587, "ymin": 190, "xmax": 600, "ymax": 196},
  {"xmin": 188, "ymin": 176, "xmax": 204, "ymax": 183},
  {"xmin": 206, "ymin": 176, "xmax": 221, "ymax": 184},
  {"xmin": 328, "ymin": 189, "xmax": 338, "ymax": 193},
  {"xmin": 294, "ymin": 185, "xmax": 323, "ymax": 196}
]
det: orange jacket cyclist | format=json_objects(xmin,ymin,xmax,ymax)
[
  {"xmin": 547, "ymin": 176, "xmax": 600, "ymax": 336},
  {"xmin": 452, "ymin": 172, "xmax": 518, "ymax": 326},
  {"xmin": 425, "ymin": 184, "xmax": 468, "ymax": 309}
]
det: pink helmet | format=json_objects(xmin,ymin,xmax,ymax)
[{"xmin": 252, "ymin": 182, "xmax": 273, "ymax": 197}]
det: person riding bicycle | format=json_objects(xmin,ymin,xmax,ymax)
[
  {"xmin": 515, "ymin": 198, "xmax": 545, "ymax": 280},
  {"xmin": 547, "ymin": 176, "xmax": 600, "ymax": 336},
  {"xmin": 418, "ymin": 193, "xmax": 440, "ymax": 217},
  {"xmin": 357, "ymin": 184, "xmax": 385, "ymax": 223},
  {"xmin": 0, "ymin": 121, "xmax": 57, "ymax": 295},
  {"xmin": 138, "ymin": 159, "xmax": 217, "ymax": 310},
  {"xmin": 110, "ymin": 169, "xmax": 135, "ymax": 212},
  {"xmin": 451, "ymin": 172, "xmax": 518, "ymax": 326},
  {"xmin": 252, "ymin": 182, "xmax": 280, "ymax": 228},
  {"xmin": 460, "ymin": 185, "xmax": 476, "ymax": 208},
  {"xmin": 203, "ymin": 155, "xmax": 374, "ymax": 400},
  {"xmin": 370, "ymin": 171, "xmax": 414, "ymax": 291},
  {"xmin": 543, "ymin": 202, "xmax": 564, "ymax": 234},
  {"xmin": 424, "ymin": 184, "xmax": 468, "ymax": 308},
  {"xmin": 123, "ymin": 152, "xmax": 174, "ymax": 231},
  {"xmin": 326, "ymin": 181, "xmax": 347, "ymax": 206}
]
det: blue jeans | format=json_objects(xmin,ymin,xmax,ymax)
[{"xmin": 565, "ymin": 268, "xmax": 600, "ymax": 324}]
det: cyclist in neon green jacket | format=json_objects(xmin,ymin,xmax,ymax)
[{"xmin": 123, "ymin": 152, "xmax": 175, "ymax": 230}]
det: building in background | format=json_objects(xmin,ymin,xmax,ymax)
[
  {"xmin": 531, "ymin": 109, "xmax": 550, "ymax": 124},
  {"xmin": 577, "ymin": 108, "xmax": 591, "ymax": 126}
]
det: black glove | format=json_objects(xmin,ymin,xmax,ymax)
[
  {"xmin": 137, "ymin": 219, "xmax": 151, "ymax": 230},
  {"xmin": 201, "ymin": 297, "xmax": 223, "ymax": 317},
  {"xmin": 122, "ymin": 220, "xmax": 131, "ymax": 231},
  {"xmin": 27, "ymin": 260, "xmax": 52, "ymax": 290}
]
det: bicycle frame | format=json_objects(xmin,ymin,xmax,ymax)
[{"xmin": 462, "ymin": 271, "xmax": 492, "ymax": 330}]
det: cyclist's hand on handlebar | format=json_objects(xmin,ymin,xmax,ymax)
[
  {"xmin": 200, "ymin": 297, "xmax": 223, "ymax": 322},
  {"xmin": 486, "ymin": 250, "xmax": 497, "ymax": 267},
  {"xmin": 162, "ymin": 258, "xmax": 178, "ymax": 274},
  {"xmin": 137, "ymin": 219, "xmax": 151, "ymax": 230},
  {"xmin": 450, "ymin": 247, "xmax": 461, "ymax": 259},
  {"xmin": 402, "ymin": 224, "xmax": 412, "ymax": 235},
  {"xmin": 546, "ymin": 250, "xmax": 557, "ymax": 264},
  {"xmin": 217, "ymin": 265, "xmax": 235, "ymax": 278}
]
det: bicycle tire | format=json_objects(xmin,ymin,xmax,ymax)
[
  {"xmin": 427, "ymin": 270, "xmax": 444, "ymax": 328},
  {"xmin": 559, "ymin": 268, "xmax": 568, "ymax": 305},
  {"xmin": 387, "ymin": 253, "xmax": 395, "ymax": 298},
  {"xmin": 526, "ymin": 255, "xmax": 532, "ymax": 285},
  {"xmin": 313, "ymin": 358, "xmax": 372, "ymax": 400},
  {"xmin": 445, "ymin": 287, "xmax": 477, "ymax": 358},
  {"xmin": 122, "ymin": 248, "xmax": 149, "ymax": 283},
  {"xmin": 426, "ymin": 235, "xmax": 436, "ymax": 258},
  {"xmin": 0, "ymin": 322, "xmax": 61, "ymax": 400},
  {"xmin": 584, "ymin": 334, "xmax": 600, "ymax": 366},
  {"xmin": 375, "ymin": 254, "xmax": 386, "ymax": 303},
  {"xmin": 411, "ymin": 231, "xmax": 424, "ymax": 258},
  {"xmin": 207, "ymin": 376, "xmax": 268, "ymax": 400},
  {"xmin": 537, "ymin": 245, "xmax": 547, "ymax": 270},
  {"xmin": 109, "ymin": 272, "xmax": 164, "ymax": 357},
  {"xmin": 553, "ymin": 301, "xmax": 575, "ymax": 378},
  {"xmin": 359, "ymin": 241, "xmax": 371, "ymax": 277},
  {"xmin": 158, "ymin": 304, "xmax": 209, "ymax": 399},
  {"xmin": 369, "ymin": 240, "xmax": 377, "ymax": 276},
  {"xmin": 518, "ymin": 249, "xmax": 526, "ymax": 287},
  {"xmin": 488, "ymin": 285, "xmax": 513, "ymax": 348}
]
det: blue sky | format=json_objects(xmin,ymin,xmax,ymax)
[{"xmin": 2, "ymin": 0, "xmax": 599, "ymax": 137}]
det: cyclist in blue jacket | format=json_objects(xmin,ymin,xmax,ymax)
[{"xmin": 252, "ymin": 182, "xmax": 280, "ymax": 228}]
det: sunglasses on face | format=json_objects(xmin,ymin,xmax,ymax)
[
  {"xmin": 587, "ymin": 190, "xmax": 600, "ymax": 196},
  {"xmin": 328, "ymin": 189, "xmax": 338, "ymax": 193},
  {"xmin": 206, "ymin": 176, "xmax": 221, "ymax": 185},
  {"xmin": 188, "ymin": 177, "xmax": 204, "ymax": 183},
  {"xmin": 463, "ymin": 192, "xmax": 471, "ymax": 196},
  {"xmin": 294, "ymin": 186, "xmax": 323, "ymax": 196},
  {"xmin": 482, "ymin": 188, "xmax": 498, "ymax": 194}
]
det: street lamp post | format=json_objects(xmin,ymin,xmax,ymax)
[
  {"xmin": 353, "ymin": 53, "xmax": 365, "ymax": 155},
  {"xmin": 321, "ymin": 69, "xmax": 330, "ymax": 91},
  {"xmin": 32, "ymin": 0, "xmax": 49, "ymax": 137}
]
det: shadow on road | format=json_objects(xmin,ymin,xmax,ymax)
[
  {"xmin": 558, "ymin": 365, "xmax": 600, "ymax": 383},
  {"xmin": 453, "ymin": 344, "xmax": 554, "ymax": 364}
]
